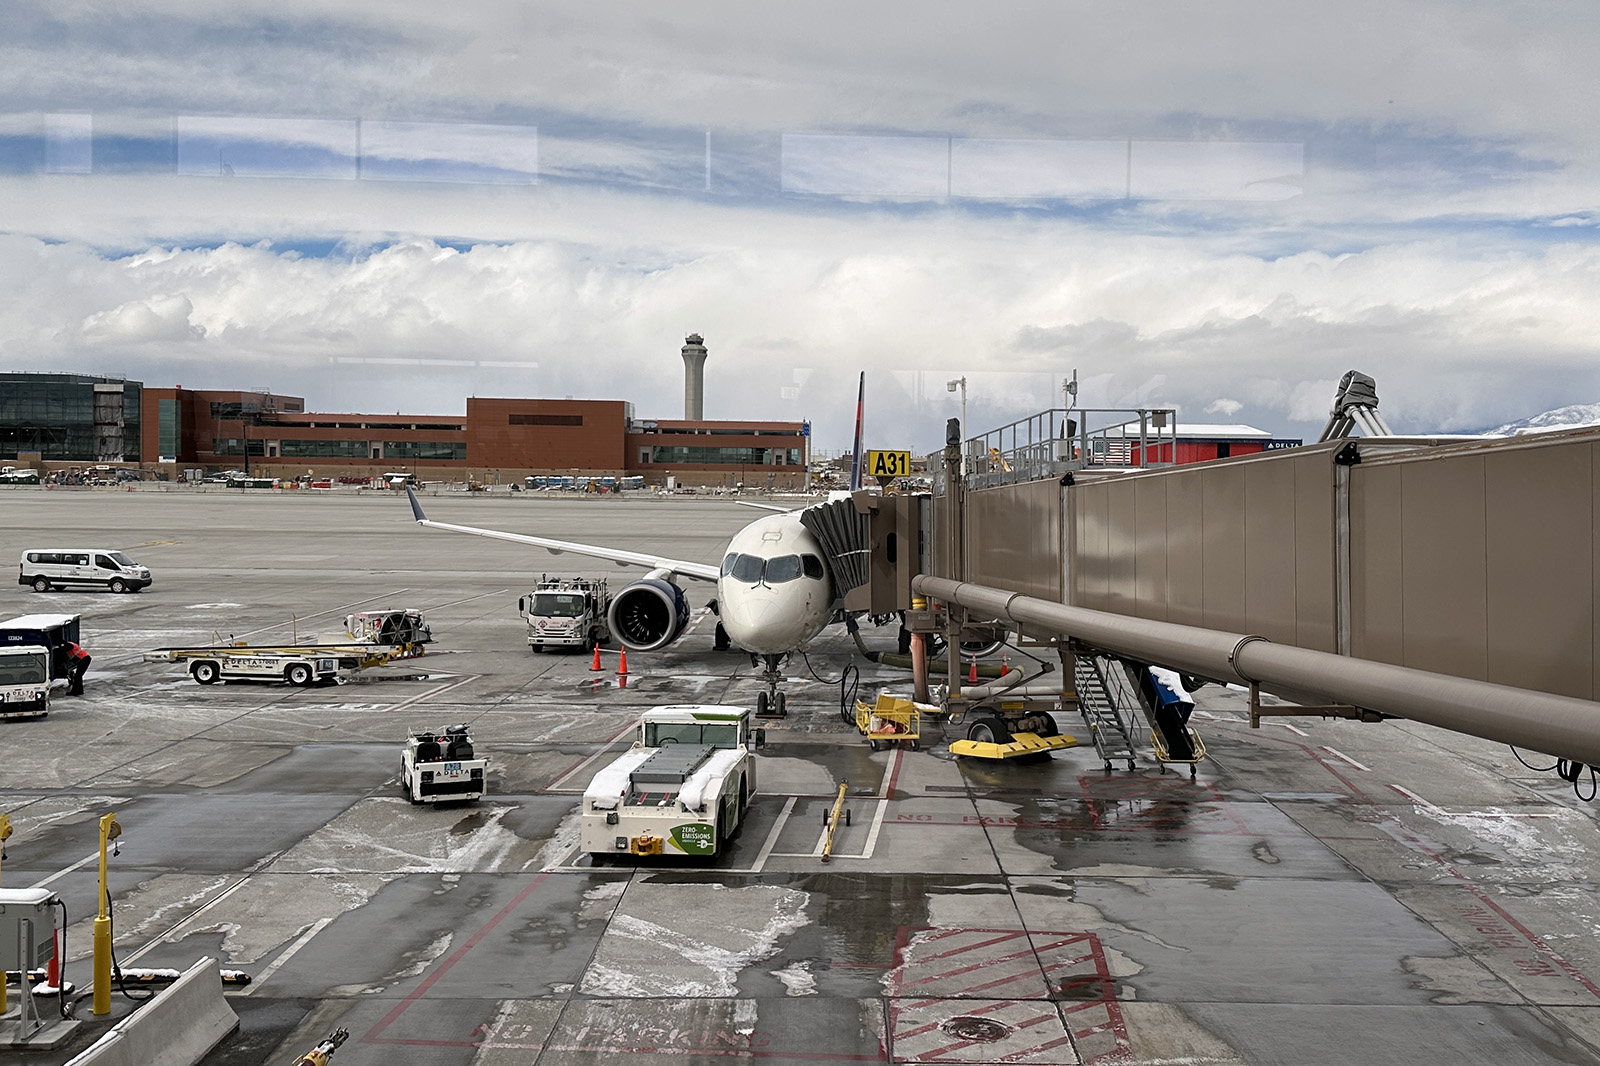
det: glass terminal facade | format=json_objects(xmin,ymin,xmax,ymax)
[{"xmin": 0, "ymin": 373, "xmax": 142, "ymax": 462}]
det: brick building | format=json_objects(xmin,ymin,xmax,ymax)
[{"xmin": 129, "ymin": 385, "xmax": 808, "ymax": 487}]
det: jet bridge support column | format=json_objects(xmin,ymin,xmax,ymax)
[{"xmin": 942, "ymin": 418, "xmax": 966, "ymax": 703}]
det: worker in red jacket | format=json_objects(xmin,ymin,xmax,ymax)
[{"xmin": 66, "ymin": 641, "xmax": 91, "ymax": 696}]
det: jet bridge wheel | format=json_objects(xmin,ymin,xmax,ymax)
[{"xmin": 966, "ymin": 717, "xmax": 1012, "ymax": 745}]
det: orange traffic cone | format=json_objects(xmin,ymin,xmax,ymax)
[
  {"xmin": 590, "ymin": 644, "xmax": 602, "ymax": 671},
  {"xmin": 968, "ymin": 656, "xmax": 978, "ymax": 684},
  {"xmin": 618, "ymin": 647, "xmax": 629, "ymax": 676}
]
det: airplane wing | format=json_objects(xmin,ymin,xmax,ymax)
[
  {"xmin": 735, "ymin": 500, "xmax": 795, "ymax": 514},
  {"xmin": 406, "ymin": 488, "xmax": 722, "ymax": 583}
]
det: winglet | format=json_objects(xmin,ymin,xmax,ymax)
[
  {"xmin": 405, "ymin": 486, "xmax": 428, "ymax": 523},
  {"xmin": 849, "ymin": 371, "xmax": 865, "ymax": 492}
]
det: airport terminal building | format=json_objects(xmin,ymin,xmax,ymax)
[
  {"xmin": 0, "ymin": 373, "xmax": 812, "ymax": 488},
  {"xmin": 0, "ymin": 372, "xmax": 143, "ymax": 463},
  {"xmin": 3, "ymin": 362, "xmax": 1289, "ymax": 489}
]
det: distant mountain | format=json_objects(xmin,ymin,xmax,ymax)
[{"xmin": 1484, "ymin": 403, "xmax": 1600, "ymax": 437}]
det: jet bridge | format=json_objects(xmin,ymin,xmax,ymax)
[{"xmin": 855, "ymin": 374, "xmax": 1600, "ymax": 775}]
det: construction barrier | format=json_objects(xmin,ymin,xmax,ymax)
[{"xmin": 63, "ymin": 956, "xmax": 238, "ymax": 1066}]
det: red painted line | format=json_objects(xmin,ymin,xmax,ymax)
[
  {"xmin": 905, "ymin": 969, "xmax": 1044, "ymax": 1005},
  {"xmin": 895, "ymin": 1000, "xmax": 1012, "ymax": 1040},
  {"xmin": 991, "ymin": 1034, "xmax": 1079, "ymax": 1063},
  {"xmin": 917, "ymin": 1010, "xmax": 1061, "ymax": 1059},
  {"xmin": 897, "ymin": 945, "xmax": 1043, "ymax": 992},
  {"xmin": 908, "ymin": 929, "xmax": 1030, "ymax": 964},
  {"xmin": 361, "ymin": 871, "xmax": 552, "ymax": 1043},
  {"xmin": 1226, "ymin": 726, "xmax": 1600, "ymax": 1001},
  {"xmin": 884, "ymin": 744, "xmax": 908, "ymax": 798}
]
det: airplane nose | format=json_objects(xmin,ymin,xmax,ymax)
[
  {"xmin": 721, "ymin": 586, "xmax": 804, "ymax": 655},
  {"xmin": 722, "ymin": 595, "xmax": 774, "ymax": 642}
]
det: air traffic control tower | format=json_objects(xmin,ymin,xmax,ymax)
[{"xmin": 681, "ymin": 333, "xmax": 708, "ymax": 420}]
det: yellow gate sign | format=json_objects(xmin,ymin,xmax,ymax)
[{"xmin": 866, "ymin": 450, "xmax": 911, "ymax": 482}]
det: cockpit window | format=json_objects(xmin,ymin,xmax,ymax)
[
  {"xmin": 765, "ymin": 555, "xmax": 802, "ymax": 583},
  {"xmin": 723, "ymin": 551, "xmax": 826, "ymax": 584}
]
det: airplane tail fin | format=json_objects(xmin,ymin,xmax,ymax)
[{"xmin": 848, "ymin": 371, "xmax": 865, "ymax": 491}]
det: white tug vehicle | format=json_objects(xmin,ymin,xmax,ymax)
[
  {"xmin": 400, "ymin": 723, "xmax": 487, "ymax": 804},
  {"xmin": 582, "ymin": 705, "xmax": 761, "ymax": 858}
]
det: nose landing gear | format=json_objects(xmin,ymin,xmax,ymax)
[{"xmin": 754, "ymin": 653, "xmax": 789, "ymax": 718}]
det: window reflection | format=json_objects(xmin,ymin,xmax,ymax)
[
  {"xmin": 731, "ymin": 554, "xmax": 765, "ymax": 583},
  {"xmin": 720, "ymin": 552, "xmax": 826, "ymax": 584}
]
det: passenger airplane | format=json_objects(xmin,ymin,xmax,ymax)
[{"xmin": 404, "ymin": 374, "xmax": 870, "ymax": 716}]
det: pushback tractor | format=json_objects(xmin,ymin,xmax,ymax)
[{"xmin": 582, "ymin": 705, "xmax": 762, "ymax": 858}]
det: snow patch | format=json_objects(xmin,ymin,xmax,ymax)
[
  {"xmin": 581, "ymin": 883, "xmax": 809, "ymax": 997},
  {"xmin": 394, "ymin": 932, "xmax": 453, "ymax": 979},
  {"xmin": 771, "ymin": 960, "xmax": 819, "ymax": 996}
]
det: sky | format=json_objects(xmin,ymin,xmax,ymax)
[{"xmin": 3, "ymin": 1, "xmax": 1600, "ymax": 455}]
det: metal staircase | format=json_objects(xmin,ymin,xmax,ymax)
[{"xmin": 1073, "ymin": 655, "xmax": 1136, "ymax": 771}]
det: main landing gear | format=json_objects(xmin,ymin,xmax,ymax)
[{"xmin": 753, "ymin": 653, "xmax": 789, "ymax": 718}]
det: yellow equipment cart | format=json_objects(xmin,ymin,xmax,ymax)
[{"xmin": 855, "ymin": 693, "xmax": 927, "ymax": 751}]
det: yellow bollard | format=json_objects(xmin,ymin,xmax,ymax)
[
  {"xmin": 93, "ymin": 812, "xmax": 120, "ymax": 1016},
  {"xmin": 821, "ymin": 782, "xmax": 848, "ymax": 863}
]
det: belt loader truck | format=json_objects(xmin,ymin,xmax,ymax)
[{"xmin": 582, "ymin": 705, "xmax": 762, "ymax": 858}]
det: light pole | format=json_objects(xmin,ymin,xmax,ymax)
[{"xmin": 946, "ymin": 377, "xmax": 967, "ymax": 472}]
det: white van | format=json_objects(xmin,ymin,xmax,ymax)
[{"xmin": 18, "ymin": 549, "xmax": 153, "ymax": 593}]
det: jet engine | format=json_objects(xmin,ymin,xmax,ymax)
[{"xmin": 607, "ymin": 577, "xmax": 692, "ymax": 651}]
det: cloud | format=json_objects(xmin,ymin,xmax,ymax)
[
  {"xmin": 3, "ymin": 207, "xmax": 1600, "ymax": 450},
  {"xmin": 3, "ymin": 3, "xmax": 1600, "ymax": 451},
  {"xmin": 80, "ymin": 293, "xmax": 204, "ymax": 343}
]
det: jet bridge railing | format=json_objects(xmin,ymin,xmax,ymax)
[
  {"xmin": 914, "ymin": 574, "xmax": 1600, "ymax": 769},
  {"xmin": 934, "ymin": 407, "xmax": 1179, "ymax": 492}
]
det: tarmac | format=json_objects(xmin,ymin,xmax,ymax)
[{"xmin": 2, "ymin": 486, "xmax": 1600, "ymax": 1065}]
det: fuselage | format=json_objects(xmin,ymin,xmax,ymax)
[{"xmin": 715, "ymin": 512, "xmax": 833, "ymax": 655}]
